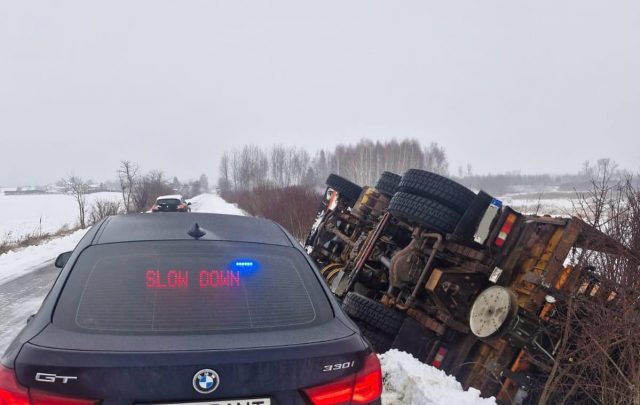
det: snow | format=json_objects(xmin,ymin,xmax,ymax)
[
  {"xmin": 499, "ymin": 194, "xmax": 576, "ymax": 217},
  {"xmin": 0, "ymin": 192, "xmax": 121, "ymax": 243},
  {"xmin": 0, "ymin": 228, "xmax": 89, "ymax": 285},
  {"xmin": 187, "ymin": 193, "xmax": 246, "ymax": 216},
  {"xmin": 380, "ymin": 350, "xmax": 497, "ymax": 405},
  {"xmin": 156, "ymin": 194, "xmax": 184, "ymax": 201}
]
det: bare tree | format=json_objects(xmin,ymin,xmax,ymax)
[
  {"xmin": 118, "ymin": 160, "xmax": 139, "ymax": 214},
  {"xmin": 423, "ymin": 142, "xmax": 449, "ymax": 175},
  {"xmin": 537, "ymin": 164, "xmax": 640, "ymax": 405},
  {"xmin": 132, "ymin": 170, "xmax": 173, "ymax": 212},
  {"xmin": 270, "ymin": 145, "xmax": 287, "ymax": 187},
  {"xmin": 199, "ymin": 174, "xmax": 209, "ymax": 193},
  {"xmin": 217, "ymin": 153, "xmax": 232, "ymax": 192},
  {"xmin": 63, "ymin": 175, "xmax": 90, "ymax": 228}
]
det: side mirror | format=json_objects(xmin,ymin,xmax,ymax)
[
  {"xmin": 187, "ymin": 202, "xmax": 192, "ymax": 206},
  {"xmin": 55, "ymin": 251, "xmax": 72, "ymax": 269}
]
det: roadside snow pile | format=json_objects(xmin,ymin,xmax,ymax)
[
  {"xmin": 0, "ymin": 228, "xmax": 88, "ymax": 284},
  {"xmin": 380, "ymin": 350, "xmax": 497, "ymax": 405},
  {"xmin": 188, "ymin": 193, "xmax": 245, "ymax": 215}
]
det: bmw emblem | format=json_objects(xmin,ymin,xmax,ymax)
[{"xmin": 192, "ymin": 369, "xmax": 220, "ymax": 394}]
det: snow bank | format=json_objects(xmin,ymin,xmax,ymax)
[
  {"xmin": 0, "ymin": 228, "xmax": 88, "ymax": 285},
  {"xmin": 380, "ymin": 350, "xmax": 497, "ymax": 405},
  {"xmin": 188, "ymin": 193, "xmax": 245, "ymax": 215}
]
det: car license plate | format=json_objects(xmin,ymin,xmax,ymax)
[{"xmin": 159, "ymin": 399, "xmax": 270, "ymax": 405}]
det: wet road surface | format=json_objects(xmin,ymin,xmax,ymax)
[{"xmin": 0, "ymin": 262, "xmax": 58, "ymax": 352}]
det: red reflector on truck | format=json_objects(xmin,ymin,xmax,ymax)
[
  {"xmin": 431, "ymin": 347, "xmax": 448, "ymax": 369},
  {"xmin": 304, "ymin": 353, "xmax": 382, "ymax": 405},
  {"xmin": 495, "ymin": 213, "xmax": 517, "ymax": 247}
]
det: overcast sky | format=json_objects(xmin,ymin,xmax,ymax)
[{"xmin": 1, "ymin": 0, "xmax": 638, "ymax": 186}]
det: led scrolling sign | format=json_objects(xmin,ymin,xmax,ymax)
[{"xmin": 145, "ymin": 260, "xmax": 257, "ymax": 289}]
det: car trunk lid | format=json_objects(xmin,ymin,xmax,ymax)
[{"xmin": 15, "ymin": 323, "xmax": 366, "ymax": 404}]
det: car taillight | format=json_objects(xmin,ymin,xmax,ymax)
[
  {"xmin": 0, "ymin": 366, "xmax": 29, "ymax": 405},
  {"xmin": 494, "ymin": 213, "xmax": 517, "ymax": 247},
  {"xmin": 0, "ymin": 366, "xmax": 94, "ymax": 405},
  {"xmin": 177, "ymin": 204, "xmax": 186, "ymax": 210},
  {"xmin": 304, "ymin": 353, "xmax": 382, "ymax": 405},
  {"xmin": 151, "ymin": 205, "xmax": 159, "ymax": 211},
  {"xmin": 304, "ymin": 375, "xmax": 355, "ymax": 405},
  {"xmin": 351, "ymin": 354, "xmax": 383, "ymax": 404}
]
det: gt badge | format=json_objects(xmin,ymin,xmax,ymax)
[{"xmin": 193, "ymin": 369, "xmax": 220, "ymax": 394}]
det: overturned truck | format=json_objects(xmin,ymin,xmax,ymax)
[{"xmin": 305, "ymin": 170, "xmax": 629, "ymax": 404}]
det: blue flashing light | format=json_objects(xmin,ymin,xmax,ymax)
[{"xmin": 229, "ymin": 258, "xmax": 260, "ymax": 272}]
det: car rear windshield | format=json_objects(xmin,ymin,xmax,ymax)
[
  {"xmin": 157, "ymin": 198, "xmax": 180, "ymax": 205},
  {"xmin": 53, "ymin": 241, "xmax": 333, "ymax": 334}
]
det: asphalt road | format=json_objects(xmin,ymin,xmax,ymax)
[{"xmin": 0, "ymin": 261, "xmax": 59, "ymax": 352}]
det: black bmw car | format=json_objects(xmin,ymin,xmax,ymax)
[{"xmin": 0, "ymin": 214, "xmax": 381, "ymax": 405}]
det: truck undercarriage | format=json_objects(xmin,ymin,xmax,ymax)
[{"xmin": 305, "ymin": 170, "xmax": 631, "ymax": 404}]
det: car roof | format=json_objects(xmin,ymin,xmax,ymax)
[
  {"xmin": 156, "ymin": 194, "xmax": 183, "ymax": 200},
  {"xmin": 92, "ymin": 213, "xmax": 294, "ymax": 246}
]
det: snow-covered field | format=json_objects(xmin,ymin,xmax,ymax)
[
  {"xmin": 0, "ymin": 191, "xmax": 121, "ymax": 242},
  {"xmin": 500, "ymin": 193, "xmax": 577, "ymax": 216}
]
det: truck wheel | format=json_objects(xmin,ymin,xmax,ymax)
[
  {"xmin": 326, "ymin": 174, "xmax": 363, "ymax": 203},
  {"xmin": 374, "ymin": 171, "xmax": 401, "ymax": 196},
  {"xmin": 398, "ymin": 169, "xmax": 476, "ymax": 214},
  {"xmin": 361, "ymin": 325, "xmax": 394, "ymax": 353},
  {"xmin": 342, "ymin": 292, "xmax": 405, "ymax": 336},
  {"xmin": 388, "ymin": 192, "xmax": 461, "ymax": 233}
]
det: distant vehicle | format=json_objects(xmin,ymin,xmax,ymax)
[
  {"xmin": 1, "ymin": 213, "xmax": 382, "ymax": 405},
  {"xmin": 151, "ymin": 195, "xmax": 191, "ymax": 212}
]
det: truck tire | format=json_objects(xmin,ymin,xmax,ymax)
[
  {"xmin": 398, "ymin": 169, "xmax": 475, "ymax": 214},
  {"xmin": 388, "ymin": 192, "xmax": 461, "ymax": 233},
  {"xmin": 360, "ymin": 325, "xmax": 394, "ymax": 353},
  {"xmin": 342, "ymin": 292, "xmax": 405, "ymax": 336},
  {"xmin": 374, "ymin": 171, "xmax": 401, "ymax": 196},
  {"xmin": 326, "ymin": 174, "xmax": 363, "ymax": 203}
]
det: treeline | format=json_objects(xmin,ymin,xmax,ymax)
[
  {"xmin": 217, "ymin": 139, "xmax": 449, "ymax": 191},
  {"xmin": 217, "ymin": 138, "xmax": 631, "ymax": 196}
]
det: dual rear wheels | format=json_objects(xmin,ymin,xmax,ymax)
[{"xmin": 389, "ymin": 169, "xmax": 476, "ymax": 233}]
